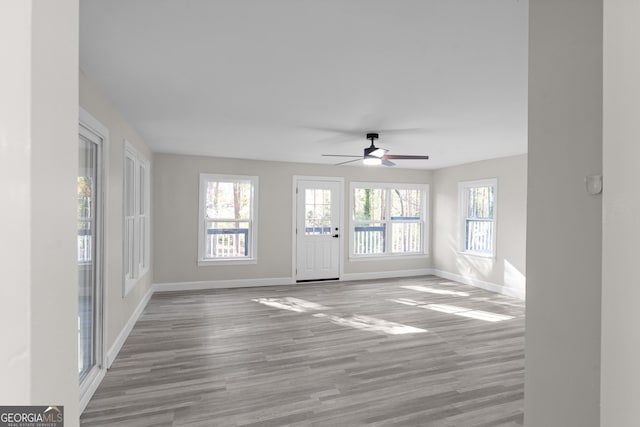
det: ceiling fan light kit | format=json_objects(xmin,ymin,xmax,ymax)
[
  {"xmin": 363, "ymin": 156, "xmax": 382, "ymax": 165},
  {"xmin": 322, "ymin": 132, "xmax": 430, "ymax": 167}
]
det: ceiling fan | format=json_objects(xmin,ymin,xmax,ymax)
[{"xmin": 322, "ymin": 133, "xmax": 430, "ymax": 167}]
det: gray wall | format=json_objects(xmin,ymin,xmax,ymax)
[
  {"xmin": 432, "ymin": 155, "xmax": 527, "ymax": 298},
  {"xmin": 0, "ymin": 0, "xmax": 80, "ymax": 424},
  {"xmin": 601, "ymin": 0, "xmax": 640, "ymax": 425},
  {"xmin": 79, "ymin": 73, "xmax": 154, "ymax": 351},
  {"xmin": 525, "ymin": 0, "xmax": 602, "ymax": 425},
  {"xmin": 153, "ymin": 153, "xmax": 433, "ymax": 284}
]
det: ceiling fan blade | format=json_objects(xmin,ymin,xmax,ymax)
[
  {"xmin": 382, "ymin": 154, "xmax": 430, "ymax": 160},
  {"xmin": 308, "ymin": 126, "xmax": 430, "ymax": 135},
  {"xmin": 368, "ymin": 147, "xmax": 388, "ymax": 158},
  {"xmin": 376, "ymin": 128, "xmax": 430, "ymax": 136},
  {"xmin": 334, "ymin": 158, "xmax": 362, "ymax": 166},
  {"xmin": 307, "ymin": 126, "xmax": 432, "ymax": 145},
  {"xmin": 321, "ymin": 154, "xmax": 362, "ymax": 158},
  {"xmin": 382, "ymin": 159, "xmax": 396, "ymax": 167}
]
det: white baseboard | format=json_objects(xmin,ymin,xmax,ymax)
[
  {"xmin": 79, "ymin": 366, "xmax": 106, "ymax": 414},
  {"xmin": 106, "ymin": 286, "xmax": 153, "ymax": 368},
  {"xmin": 432, "ymin": 269, "xmax": 525, "ymax": 300},
  {"xmin": 341, "ymin": 268, "xmax": 434, "ymax": 282},
  {"xmin": 153, "ymin": 276, "xmax": 294, "ymax": 292}
]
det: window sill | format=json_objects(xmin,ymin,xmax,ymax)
[
  {"xmin": 198, "ymin": 258, "xmax": 257, "ymax": 267},
  {"xmin": 123, "ymin": 268, "xmax": 148, "ymax": 297},
  {"xmin": 458, "ymin": 251, "xmax": 496, "ymax": 260}
]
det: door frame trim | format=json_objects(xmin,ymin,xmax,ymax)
[
  {"xmin": 291, "ymin": 176, "xmax": 345, "ymax": 282},
  {"xmin": 79, "ymin": 107, "xmax": 109, "ymax": 413}
]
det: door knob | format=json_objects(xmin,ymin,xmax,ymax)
[{"xmin": 332, "ymin": 234, "xmax": 339, "ymax": 238}]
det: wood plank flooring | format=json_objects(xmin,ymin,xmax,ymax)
[{"xmin": 81, "ymin": 275, "xmax": 525, "ymax": 426}]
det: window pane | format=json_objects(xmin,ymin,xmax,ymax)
[
  {"xmin": 305, "ymin": 188, "xmax": 331, "ymax": 235},
  {"xmin": 467, "ymin": 186, "xmax": 494, "ymax": 219},
  {"xmin": 206, "ymin": 181, "xmax": 251, "ymax": 220},
  {"xmin": 125, "ymin": 217, "xmax": 134, "ymax": 277},
  {"xmin": 353, "ymin": 222, "xmax": 385, "ymax": 255},
  {"xmin": 205, "ymin": 221, "xmax": 250, "ymax": 258},
  {"xmin": 78, "ymin": 134, "xmax": 98, "ymax": 381},
  {"xmin": 353, "ymin": 188, "xmax": 385, "ymax": 221},
  {"xmin": 391, "ymin": 222, "xmax": 422, "ymax": 253},
  {"xmin": 390, "ymin": 188, "xmax": 422, "ymax": 219},
  {"xmin": 463, "ymin": 183, "xmax": 495, "ymax": 255},
  {"xmin": 125, "ymin": 156, "xmax": 135, "ymax": 216},
  {"xmin": 124, "ymin": 154, "xmax": 136, "ymax": 278},
  {"xmin": 139, "ymin": 164, "xmax": 145, "ymax": 215},
  {"xmin": 139, "ymin": 216, "xmax": 146, "ymax": 269},
  {"xmin": 465, "ymin": 219, "xmax": 494, "ymax": 254}
]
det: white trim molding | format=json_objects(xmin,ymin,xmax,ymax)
[
  {"xmin": 106, "ymin": 287, "xmax": 153, "ymax": 369},
  {"xmin": 79, "ymin": 367, "xmax": 105, "ymax": 414},
  {"xmin": 123, "ymin": 141, "xmax": 151, "ymax": 296},
  {"xmin": 341, "ymin": 268, "xmax": 434, "ymax": 282},
  {"xmin": 432, "ymin": 269, "xmax": 525, "ymax": 300},
  {"xmin": 153, "ymin": 277, "xmax": 294, "ymax": 292},
  {"xmin": 79, "ymin": 107, "xmax": 109, "ymax": 414}
]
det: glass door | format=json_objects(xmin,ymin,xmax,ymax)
[{"xmin": 78, "ymin": 125, "xmax": 103, "ymax": 385}]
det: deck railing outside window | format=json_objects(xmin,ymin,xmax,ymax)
[
  {"xmin": 78, "ymin": 220, "xmax": 92, "ymax": 263},
  {"xmin": 354, "ymin": 225, "xmax": 385, "ymax": 255},
  {"xmin": 390, "ymin": 221, "xmax": 422, "ymax": 253},
  {"xmin": 205, "ymin": 228, "xmax": 249, "ymax": 258},
  {"xmin": 354, "ymin": 216, "xmax": 423, "ymax": 256},
  {"xmin": 465, "ymin": 219, "xmax": 494, "ymax": 254}
]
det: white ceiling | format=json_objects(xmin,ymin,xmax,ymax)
[{"xmin": 80, "ymin": 0, "xmax": 528, "ymax": 170}]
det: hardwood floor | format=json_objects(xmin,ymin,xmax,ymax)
[{"xmin": 81, "ymin": 276, "xmax": 525, "ymax": 426}]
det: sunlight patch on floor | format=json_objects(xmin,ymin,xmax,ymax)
[
  {"xmin": 402, "ymin": 285, "xmax": 470, "ymax": 297},
  {"xmin": 253, "ymin": 296, "xmax": 429, "ymax": 335},
  {"xmin": 252, "ymin": 297, "xmax": 329, "ymax": 313},
  {"xmin": 389, "ymin": 298, "xmax": 423, "ymax": 307},
  {"xmin": 425, "ymin": 304, "xmax": 514, "ymax": 322},
  {"xmin": 388, "ymin": 299, "xmax": 514, "ymax": 322},
  {"xmin": 313, "ymin": 313, "xmax": 427, "ymax": 335}
]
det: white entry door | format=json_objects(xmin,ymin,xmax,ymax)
[{"xmin": 296, "ymin": 179, "xmax": 342, "ymax": 281}]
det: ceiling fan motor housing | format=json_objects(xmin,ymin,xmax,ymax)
[{"xmin": 364, "ymin": 145, "xmax": 380, "ymax": 157}]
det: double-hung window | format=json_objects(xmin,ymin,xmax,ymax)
[
  {"xmin": 351, "ymin": 183, "xmax": 428, "ymax": 257},
  {"xmin": 123, "ymin": 142, "xmax": 150, "ymax": 295},
  {"xmin": 198, "ymin": 173, "xmax": 258, "ymax": 265},
  {"xmin": 459, "ymin": 178, "xmax": 497, "ymax": 257}
]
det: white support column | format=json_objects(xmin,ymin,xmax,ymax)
[
  {"xmin": 526, "ymin": 0, "xmax": 603, "ymax": 426},
  {"xmin": 602, "ymin": 1, "xmax": 640, "ymax": 426},
  {"xmin": 0, "ymin": 0, "xmax": 33, "ymax": 404},
  {"xmin": 0, "ymin": 1, "xmax": 80, "ymax": 425}
]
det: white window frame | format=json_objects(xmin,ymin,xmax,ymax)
[
  {"xmin": 198, "ymin": 173, "xmax": 259, "ymax": 266},
  {"xmin": 79, "ymin": 107, "xmax": 109, "ymax": 412},
  {"xmin": 349, "ymin": 182, "xmax": 429, "ymax": 259},
  {"xmin": 458, "ymin": 178, "xmax": 498, "ymax": 258},
  {"xmin": 123, "ymin": 141, "xmax": 150, "ymax": 296}
]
